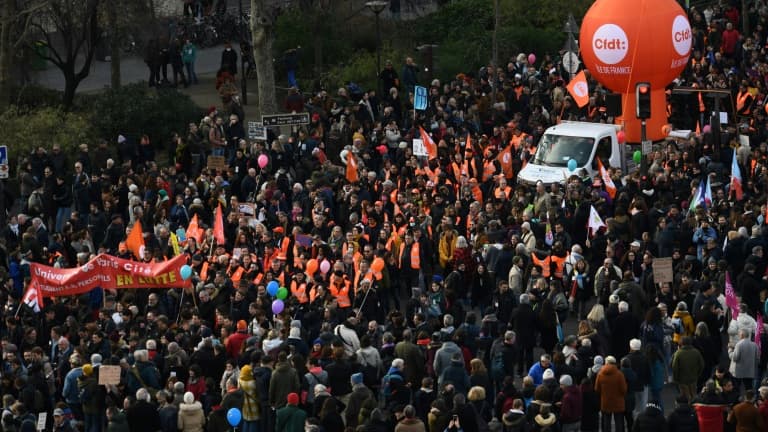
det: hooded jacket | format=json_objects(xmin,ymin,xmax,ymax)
[
  {"xmin": 269, "ymin": 361, "xmax": 301, "ymax": 408},
  {"xmin": 177, "ymin": 401, "xmax": 205, "ymax": 432},
  {"xmin": 559, "ymin": 385, "xmax": 583, "ymax": 424}
]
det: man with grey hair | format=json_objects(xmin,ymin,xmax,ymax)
[
  {"xmin": 610, "ymin": 300, "xmax": 639, "ymax": 361},
  {"xmin": 729, "ymin": 328, "xmax": 759, "ymax": 392},
  {"xmin": 126, "ymin": 388, "xmax": 161, "ymax": 431},
  {"xmin": 126, "ymin": 349, "xmax": 161, "ymax": 395}
]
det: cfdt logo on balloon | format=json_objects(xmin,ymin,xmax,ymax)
[
  {"xmin": 672, "ymin": 15, "xmax": 692, "ymax": 56},
  {"xmin": 592, "ymin": 23, "xmax": 629, "ymax": 65}
]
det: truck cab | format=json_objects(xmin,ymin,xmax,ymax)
[{"xmin": 517, "ymin": 121, "xmax": 626, "ymax": 186}]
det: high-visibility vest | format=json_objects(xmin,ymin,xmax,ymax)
[
  {"xmin": 399, "ymin": 241, "xmax": 420, "ymax": 270},
  {"xmin": 330, "ymin": 275, "xmax": 351, "ymax": 308},
  {"xmin": 737, "ymin": 91, "xmax": 751, "ymax": 115},
  {"xmin": 252, "ymin": 272, "xmax": 264, "ymax": 285},
  {"xmin": 229, "ymin": 266, "xmax": 244, "ymax": 285},
  {"xmin": 496, "ymin": 145, "xmax": 514, "ymax": 179},
  {"xmin": 551, "ymin": 255, "xmax": 566, "ymax": 279},
  {"xmin": 482, "ymin": 160, "xmax": 497, "ymax": 182},
  {"xmin": 309, "ymin": 284, "xmax": 319, "ymax": 303},
  {"xmin": 291, "ymin": 280, "xmax": 309, "ymax": 304},
  {"xmin": 532, "ymin": 254, "xmax": 551, "ymax": 278}
]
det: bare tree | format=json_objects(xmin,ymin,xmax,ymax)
[
  {"xmin": 31, "ymin": 0, "xmax": 102, "ymax": 108},
  {"xmin": 0, "ymin": 0, "xmax": 46, "ymax": 109},
  {"xmin": 250, "ymin": 0, "xmax": 278, "ymax": 117}
]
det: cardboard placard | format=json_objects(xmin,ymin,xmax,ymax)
[
  {"xmin": 207, "ymin": 156, "xmax": 227, "ymax": 171},
  {"xmin": 98, "ymin": 365, "xmax": 122, "ymax": 385},
  {"xmin": 652, "ymin": 257, "xmax": 674, "ymax": 284},
  {"xmin": 36, "ymin": 413, "xmax": 46, "ymax": 431}
]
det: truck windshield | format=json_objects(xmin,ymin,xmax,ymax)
[{"xmin": 533, "ymin": 134, "xmax": 595, "ymax": 167}]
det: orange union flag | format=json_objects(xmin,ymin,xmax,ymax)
[{"xmin": 566, "ymin": 70, "xmax": 590, "ymax": 108}]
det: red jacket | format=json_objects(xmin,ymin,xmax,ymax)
[{"xmin": 226, "ymin": 331, "xmax": 249, "ymax": 359}]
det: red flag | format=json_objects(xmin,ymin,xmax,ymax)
[
  {"xmin": 21, "ymin": 282, "xmax": 42, "ymax": 313},
  {"xmin": 418, "ymin": 126, "xmax": 438, "ymax": 160},
  {"xmin": 346, "ymin": 152, "xmax": 359, "ymax": 183},
  {"xmin": 125, "ymin": 220, "xmax": 146, "ymax": 259},
  {"xmin": 566, "ymin": 70, "xmax": 590, "ymax": 108},
  {"xmin": 186, "ymin": 214, "xmax": 204, "ymax": 244},
  {"xmin": 756, "ymin": 313, "xmax": 763, "ymax": 351},
  {"xmin": 213, "ymin": 203, "xmax": 225, "ymax": 246}
]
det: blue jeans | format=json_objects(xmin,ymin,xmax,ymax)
[
  {"xmin": 185, "ymin": 61, "xmax": 197, "ymax": 84},
  {"xmin": 211, "ymin": 147, "xmax": 225, "ymax": 156},
  {"xmin": 287, "ymin": 69, "xmax": 297, "ymax": 88},
  {"xmin": 242, "ymin": 420, "xmax": 260, "ymax": 432},
  {"xmin": 55, "ymin": 207, "xmax": 71, "ymax": 233}
]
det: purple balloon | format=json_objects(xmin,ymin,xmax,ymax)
[{"xmin": 272, "ymin": 299, "xmax": 285, "ymax": 314}]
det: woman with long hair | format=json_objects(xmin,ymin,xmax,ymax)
[
  {"xmin": 538, "ymin": 299, "xmax": 559, "ymax": 355},
  {"xmin": 640, "ymin": 307, "xmax": 665, "ymax": 354},
  {"xmin": 469, "ymin": 358, "xmax": 494, "ymax": 407},
  {"xmin": 319, "ymin": 397, "xmax": 344, "ymax": 432}
]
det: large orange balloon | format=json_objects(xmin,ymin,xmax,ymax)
[
  {"xmin": 580, "ymin": 0, "xmax": 691, "ymax": 142},
  {"xmin": 306, "ymin": 259, "xmax": 318, "ymax": 275}
]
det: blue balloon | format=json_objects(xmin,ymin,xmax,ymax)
[
  {"xmin": 226, "ymin": 408, "xmax": 242, "ymax": 427},
  {"xmin": 567, "ymin": 159, "xmax": 577, "ymax": 172},
  {"xmin": 180, "ymin": 265, "xmax": 192, "ymax": 281},
  {"xmin": 267, "ymin": 281, "xmax": 279, "ymax": 296}
]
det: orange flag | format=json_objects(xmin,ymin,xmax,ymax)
[
  {"xmin": 418, "ymin": 126, "xmax": 438, "ymax": 160},
  {"xmin": 213, "ymin": 203, "xmax": 225, "ymax": 245},
  {"xmin": 186, "ymin": 214, "xmax": 203, "ymax": 243},
  {"xmin": 566, "ymin": 70, "xmax": 590, "ymax": 108},
  {"xmin": 346, "ymin": 152, "xmax": 359, "ymax": 183},
  {"xmin": 125, "ymin": 220, "xmax": 145, "ymax": 259}
]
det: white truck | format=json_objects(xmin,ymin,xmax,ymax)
[{"xmin": 517, "ymin": 121, "xmax": 632, "ymax": 186}]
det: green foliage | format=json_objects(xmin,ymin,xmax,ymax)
[
  {"xmin": 88, "ymin": 82, "xmax": 203, "ymax": 145},
  {"xmin": 325, "ymin": 47, "xmax": 408, "ymax": 94},
  {"xmin": 0, "ymin": 106, "xmax": 98, "ymax": 162}
]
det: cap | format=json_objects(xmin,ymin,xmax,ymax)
[
  {"xmin": 629, "ymin": 339, "xmax": 642, "ymax": 351},
  {"xmin": 82, "ymin": 364, "xmax": 93, "ymax": 376},
  {"xmin": 287, "ymin": 392, "xmax": 299, "ymax": 405},
  {"xmin": 559, "ymin": 375, "xmax": 573, "ymax": 386},
  {"xmin": 273, "ymin": 226, "xmax": 284, "ymax": 234},
  {"xmin": 630, "ymin": 240, "xmax": 641, "ymax": 247},
  {"xmin": 605, "ymin": 355, "xmax": 617, "ymax": 364},
  {"xmin": 237, "ymin": 320, "xmax": 247, "ymax": 331},
  {"xmin": 543, "ymin": 369, "xmax": 555, "ymax": 380},
  {"xmin": 351, "ymin": 373, "xmax": 364, "ymax": 385},
  {"xmin": 53, "ymin": 409, "xmax": 64, "ymax": 417}
]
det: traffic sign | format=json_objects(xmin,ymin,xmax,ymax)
[
  {"xmin": 247, "ymin": 121, "xmax": 267, "ymax": 140},
  {"xmin": 642, "ymin": 140, "xmax": 653, "ymax": 155},
  {"xmin": 562, "ymin": 52, "xmax": 580, "ymax": 74},
  {"xmin": 414, "ymin": 86, "xmax": 428, "ymax": 111},
  {"xmin": 261, "ymin": 112, "xmax": 310, "ymax": 127}
]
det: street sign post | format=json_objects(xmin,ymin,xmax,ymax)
[{"xmin": 261, "ymin": 113, "xmax": 310, "ymax": 127}]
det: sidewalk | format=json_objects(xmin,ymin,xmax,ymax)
[{"xmin": 33, "ymin": 45, "xmax": 259, "ymax": 120}]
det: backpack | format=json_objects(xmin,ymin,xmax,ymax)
[{"xmin": 671, "ymin": 317, "xmax": 684, "ymax": 335}]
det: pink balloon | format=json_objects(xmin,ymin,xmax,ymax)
[
  {"xmin": 616, "ymin": 130, "xmax": 626, "ymax": 144},
  {"xmin": 528, "ymin": 53, "xmax": 536, "ymax": 65},
  {"xmin": 319, "ymin": 259, "xmax": 331, "ymax": 274},
  {"xmin": 257, "ymin": 154, "xmax": 269, "ymax": 168},
  {"xmin": 702, "ymin": 124, "xmax": 711, "ymax": 134}
]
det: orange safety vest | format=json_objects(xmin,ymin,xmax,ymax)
[
  {"xmin": 330, "ymin": 275, "xmax": 351, "ymax": 308},
  {"xmin": 494, "ymin": 185, "xmax": 512, "ymax": 200},
  {"xmin": 737, "ymin": 91, "xmax": 751, "ymax": 115},
  {"xmin": 531, "ymin": 254, "xmax": 551, "ymax": 278},
  {"xmin": 252, "ymin": 272, "xmax": 264, "ymax": 285},
  {"xmin": 551, "ymin": 255, "xmax": 566, "ymax": 279},
  {"xmin": 229, "ymin": 266, "xmax": 244, "ymax": 285},
  {"xmin": 399, "ymin": 241, "xmax": 421, "ymax": 270},
  {"xmin": 497, "ymin": 145, "xmax": 514, "ymax": 179},
  {"xmin": 482, "ymin": 160, "xmax": 497, "ymax": 182},
  {"xmin": 290, "ymin": 280, "xmax": 309, "ymax": 304}
]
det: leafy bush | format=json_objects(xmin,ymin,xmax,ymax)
[
  {"xmin": 0, "ymin": 106, "xmax": 98, "ymax": 164},
  {"xmin": 88, "ymin": 82, "xmax": 203, "ymax": 146}
]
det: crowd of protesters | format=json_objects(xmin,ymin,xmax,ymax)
[{"xmin": 7, "ymin": 1, "xmax": 768, "ymax": 432}]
